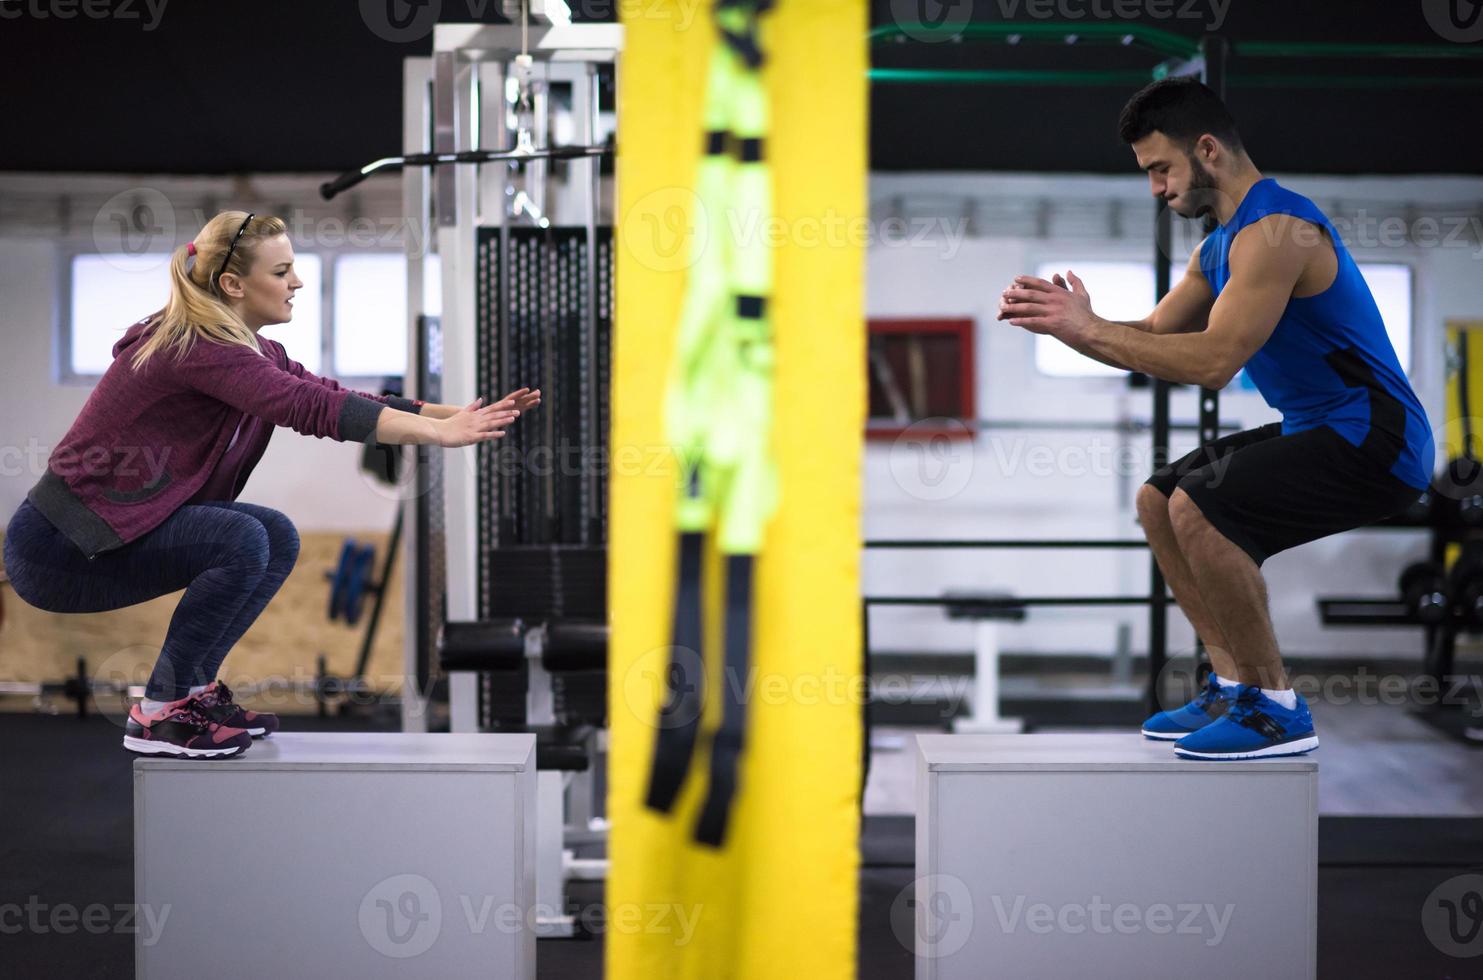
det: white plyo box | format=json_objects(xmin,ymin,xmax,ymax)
[
  {"xmin": 134, "ymin": 732, "xmax": 537, "ymax": 980},
  {"xmin": 915, "ymin": 734, "xmax": 1317, "ymax": 980}
]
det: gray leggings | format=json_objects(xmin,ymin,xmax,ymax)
[{"xmin": 4, "ymin": 499, "xmax": 299, "ymax": 700}]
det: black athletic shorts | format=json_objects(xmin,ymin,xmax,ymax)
[{"xmin": 1144, "ymin": 422, "xmax": 1425, "ymax": 567}]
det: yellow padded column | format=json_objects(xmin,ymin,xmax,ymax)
[{"xmin": 608, "ymin": 2, "xmax": 867, "ymax": 978}]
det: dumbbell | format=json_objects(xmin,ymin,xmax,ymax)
[
  {"xmin": 1462, "ymin": 496, "xmax": 1483, "ymax": 527},
  {"xmin": 1450, "ymin": 553, "xmax": 1483, "ymax": 629},
  {"xmin": 1440, "ymin": 456, "xmax": 1483, "ymax": 526},
  {"xmin": 1400, "ymin": 561, "xmax": 1450, "ymax": 625}
]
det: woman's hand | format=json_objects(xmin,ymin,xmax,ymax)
[
  {"xmin": 491, "ymin": 387, "xmax": 542, "ymax": 415},
  {"xmin": 436, "ymin": 397, "xmax": 521, "ymax": 448}
]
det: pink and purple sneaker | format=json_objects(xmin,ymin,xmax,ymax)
[
  {"xmin": 122, "ymin": 696, "xmax": 252, "ymax": 759},
  {"xmin": 193, "ymin": 680, "xmax": 280, "ymax": 738}
]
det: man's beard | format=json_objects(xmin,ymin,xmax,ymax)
[{"xmin": 1175, "ymin": 153, "xmax": 1221, "ymax": 223}]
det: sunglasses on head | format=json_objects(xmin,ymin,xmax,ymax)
[{"xmin": 216, "ymin": 212, "xmax": 255, "ymax": 284}]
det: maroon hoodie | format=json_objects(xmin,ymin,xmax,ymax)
[{"xmin": 26, "ymin": 316, "xmax": 424, "ymax": 559}]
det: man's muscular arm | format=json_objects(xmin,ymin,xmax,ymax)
[
  {"xmin": 1001, "ymin": 216, "xmax": 1315, "ymax": 388},
  {"xmin": 1120, "ymin": 244, "xmax": 1215, "ymax": 335}
]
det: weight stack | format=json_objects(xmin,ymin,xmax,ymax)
[
  {"xmin": 474, "ymin": 226, "xmax": 613, "ymax": 731},
  {"xmin": 484, "ymin": 546, "xmax": 607, "ymax": 622},
  {"xmin": 476, "ymin": 226, "xmax": 613, "ymax": 561}
]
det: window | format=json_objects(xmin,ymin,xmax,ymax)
[
  {"xmin": 1357, "ymin": 263, "xmax": 1412, "ymax": 375},
  {"xmin": 67, "ymin": 252, "xmax": 324, "ymax": 378},
  {"xmin": 332, "ymin": 253, "xmax": 442, "ymax": 378},
  {"xmin": 68, "ymin": 255, "xmax": 174, "ymax": 376},
  {"xmin": 1032, "ymin": 261, "xmax": 1154, "ymax": 378}
]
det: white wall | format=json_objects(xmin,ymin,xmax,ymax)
[
  {"xmin": 864, "ymin": 172, "xmax": 1483, "ymax": 660},
  {"xmin": 4, "ymin": 170, "xmax": 1481, "ymax": 663}
]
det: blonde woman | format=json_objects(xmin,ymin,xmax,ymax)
[{"xmin": 3, "ymin": 211, "xmax": 539, "ymax": 758}]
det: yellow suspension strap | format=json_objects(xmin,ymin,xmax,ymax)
[{"xmin": 645, "ymin": 0, "xmax": 777, "ymax": 849}]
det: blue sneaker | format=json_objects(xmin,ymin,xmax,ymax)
[
  {"xmin": 1173, "ymin": 685, "xmax": 1319, "ymax": 760},
  {"xmin": 1141, "ymin": 674, "xmax": 1234, "ymax": 740}
]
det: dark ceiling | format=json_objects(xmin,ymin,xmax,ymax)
[{"xmin": 0, "ymin": 0, "xmax": 1477, "ymax": 176}]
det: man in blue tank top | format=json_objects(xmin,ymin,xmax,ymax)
[{"xmin": 998, "ymin": 77, "xmax": 1432, "ymax": 761}]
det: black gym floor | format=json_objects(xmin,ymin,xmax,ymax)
[{"xmin": 2, "ymin": 711, "xmax": 1480, "ymax": 979}]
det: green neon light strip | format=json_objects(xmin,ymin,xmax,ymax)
[
  {"xmin": 871, "ymin": 24, "xmax": 1483, "ymax": 65},
  {"xmin": 1232, "ymin": 73, "xmax": 1483, "ymax": 88},
  {"xmin": 869, "ymin": 67, "xmax": 1157, "ymax": 85},
  {"xmin": 868, "ymin": 68, "xmax": 1483, "ymax": 89},
  {"xmin": 1236, "ymin": 40, "xmax": 1483, "ymax": 59}
]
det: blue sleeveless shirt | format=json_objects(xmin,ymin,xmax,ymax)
[{"xmin": 1199, "ymin": 178, "xmax": 1433, "ymax": 490}]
